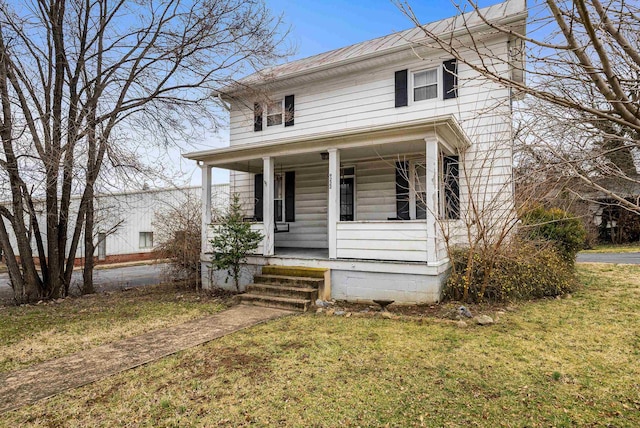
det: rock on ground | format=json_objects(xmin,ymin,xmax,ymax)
[{"xmin": 474, "ymin": 315, "xmax": 494, "ymax": 325}]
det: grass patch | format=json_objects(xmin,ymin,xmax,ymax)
[
  {"xmin": 0, "ymin": 283, "xmax": 226, "ymax": 373},
  {"xmin": 3, "ymin": 264, "xmax": 640, "ymax": 426},
  {"xmin": 582, "ymin": 243, "xmax": 640, "ymax": 253}
]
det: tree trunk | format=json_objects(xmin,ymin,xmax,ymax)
[{"xmin": 82, "ymin": 194, "xmax": 96, "ymax": 295}]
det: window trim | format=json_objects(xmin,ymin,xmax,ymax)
[
  {"xmin": 411, "ymin": 67, "xmax": 440, "ymax": 103},
  {"xmin": 266, "ymin": 98, "xmax": 284, "ymax": 127}
]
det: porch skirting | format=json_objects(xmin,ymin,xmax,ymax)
[{"xmin": 201, "ymin": 253, "xmax": 450, "ymax": 304}]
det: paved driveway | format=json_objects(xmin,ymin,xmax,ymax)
[
  {"xmin": 0, "ymin": 263, "xmax": 167, "ymax": 302},
  {"xmin": 577, "ymin": 252, "xmax": 640, "ymax": 264}
]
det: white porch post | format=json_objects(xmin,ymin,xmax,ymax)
[
  {"xmin": 328, "ymin": 148, "xmax": 340, "ymax": 259},
  {"xmin": 201, "ymin": 164, "xmax": 212, "ymax": 256},
  {"xmin": 262, "ymin": 156, "xmax": 275, "ymax": 256},
  {"xmin": 425, "ymin": 139, "xmax": 439, "ymax": 264}
]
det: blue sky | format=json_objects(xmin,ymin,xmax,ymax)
[
  {"xmin": 183, "ymin": 0, "xmax": 507, "ymax": 185},
  {"xmin": 268, "ymin": 0, "xmax": 505, "ymax": 62}
]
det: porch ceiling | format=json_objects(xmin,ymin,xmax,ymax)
[{"xmin": 184, "ymin": 115, "xmax": 471, "ymax": 172}]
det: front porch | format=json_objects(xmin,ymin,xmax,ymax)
[{"xmin": 190, "ymin": 116, "xmax": 470, "ymax": 303}]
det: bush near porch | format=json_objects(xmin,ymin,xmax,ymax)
[
  {"xmin": 444, "ymin": 206, "xmax": 586, "ymax": 303},
  {"xmin": 2, "ymin": 263, "xmax": 639, "ymax": 427},
  {"xmin": 445, "ymin": 242, "xmax": 577, "ymax": 303}
]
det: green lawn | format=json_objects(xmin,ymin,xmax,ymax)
[
  {"xmin": 0, "ymin": 283, "xmax": 226, "ymax": 373},
  {"xmin": 2, "ymin": 264, "xmax": 640, "ymax": 427}
]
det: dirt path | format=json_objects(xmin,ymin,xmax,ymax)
[{"xmin": 0, "ymin": 305, "xmax": 293, "ymax": 413}]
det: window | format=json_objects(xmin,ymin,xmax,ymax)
[
  {"xmin": 97, "ymin": 232, "xmax": 106, "ymax": 261},
  {"xmin": 254, "ymin": 95, "xmax": 294, "ymax": 131},
  {"xmin": 139, "ymin": 232, "xmax": 153, "ymax": 249},
  {"xmin": 413, "ymin": 163, "xmax": 427, "ymax": 220},
  {"xmin": 395, "ymin": 161, "xmax": 427, "ymax": 220},
  {"xmin": 340, "ymin": 166, "xmax": 355, "ymax": 221},
  {"xmin": 441, "ymin": 156, "xmax": 460, "ymax": 219},
  {"xmin": 267, "ymin": 99, "xmax": 283, "ymax": 126},
  {"xmin": 413, "ymin": 69, "xmax": 438, "ymax": 101},
  {"xmin": 274, "ymin": 173, "xmax": 284, "ymax": 222}
]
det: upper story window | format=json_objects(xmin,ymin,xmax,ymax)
[
  {"xmin": 395, "ymin": 60, "xmax": 457, "ymax": 107},
  {"xmin": 254, "ymin": 94, "xmax": 295, "ymax": 131},
  {"xmin": 267, "ymin": 99, "xmax": 283, "ymax": 126},
  {"xmin": 413, "ymin": 68, "xmax": 438, "ymax": 102}
]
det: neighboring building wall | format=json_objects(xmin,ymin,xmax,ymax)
[{"xmin": 3, "ymin": 185, "xmax": 229, "ymax": 264}]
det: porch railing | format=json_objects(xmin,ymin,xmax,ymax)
[
  {"xmin": 336, "ymin": 221, "xmax": 429, "ymax": 262},
  {"xmin": 206, "ymin": 223, "xmax": 266, "ymax": 255}
]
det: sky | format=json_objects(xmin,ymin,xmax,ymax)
[{"xmin": 177, "ymin": 0, "xmax": 506, "ymax": 186}]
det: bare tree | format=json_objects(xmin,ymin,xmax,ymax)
[
  {"xmin": 0, "ymin": 0, "xmax": 288, "ymax": 303},
  {"xmin": 397, "ymin": 0, "xmax": 640, "ymax": 213},
  {"xmin": 153, "ymin": 191, "xmax": 202, "ymax": 289}
]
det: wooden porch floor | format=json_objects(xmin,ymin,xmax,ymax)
[{"xmin": 273, "ymin": 247, "xmax": 329, "ymax": 259}]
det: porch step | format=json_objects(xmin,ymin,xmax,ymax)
[
  {"xmin": 239, "ymin": 265, "xmax": 327, "ymax": 312},
  {"xmin": 246, "ymin": 283, "xmax": 318, "ymax": 301},
  {"xmin": 253, "ymin": 274, "xmax": 323, "ymax": 289},
  {"xmin": 240, "ymin": 294, "xmax": 312, "ymax": 312},
  {"xmin": 261, "ymin": 266, "xmax": 326, "ymax": 279}
]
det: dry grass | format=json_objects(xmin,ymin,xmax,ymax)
[
  {"xmin": 582, "ymin": 243, "xmax": 640, "ymax": 253},
  {"xmin": 0, "ymin": 283, "xmax": 226, "ymax": 373},
  {"xmin": 2, "ymin": 263, "xmax": 640, "ymax": 427}
]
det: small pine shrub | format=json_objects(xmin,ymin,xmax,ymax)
[
  {"xmin": 519, "ymin": 206, "xmax": 586, "ymax": 263},
  {"xmin": 444, "ymin": 241, "xmax": 577, "ymax": 303},
  {"xmin": 209, "ymin": 193, "xmax": 263, "ymax": 291}
]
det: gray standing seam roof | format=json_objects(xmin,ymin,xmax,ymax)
[{"xmin": 238, "ymin": 0, "xmax": 526, "ymax": 87}]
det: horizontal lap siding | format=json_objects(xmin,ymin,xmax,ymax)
[
  {"xmin": 227, "ymin": 40, "xmax": 514, "ymax": 253},
  {"xmin": 336, "ymin": 222, "xmax": 428, "ymax": 262},
  {"xmin": 354, "ymin": 159, "xmax": 396, "ymax": 221},
  {"xmin": 275, "ymin": 164, "xmax": 328, "ymax": 248},
  {"xmin": 230, "ymin": 42, "xmax": 512, "ymax": 148}
]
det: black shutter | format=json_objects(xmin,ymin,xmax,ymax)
[
  {"xmin": 395, "ymin": 161, "xmax": 410, "ymax": 220},
  {"xmin": 394, "ymin": 69, "xmax": 408, "ymax": 107},
  {"xmin": 285, "ymin": 171, "xmax": 295, "ymax": 222},
  {"xmin": 443, "ymin": 59, "xmax": 458, "ymax": 100},
  {"xmin": 254, "ymin": 103, "xmax": 263, "ymax": 132},
  {"xmin": 443, "ymin": 156, "xmax": 460, "ymax": 219},
  {"xmin": 254, "ymin": 173, "xmax": 263, "ymax": 221},
  {"xmin": 284, "ymin": 95, "xmax": 295, "ymax": 127}
]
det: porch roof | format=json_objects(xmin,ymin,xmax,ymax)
[{"xmin": 184, "ymin": 115, "xmax": 471, "ymax": 172}]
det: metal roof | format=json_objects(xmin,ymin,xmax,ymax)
[{"xmin": 235, "ymin": 0, "xmax": 526, "ymax": 89}]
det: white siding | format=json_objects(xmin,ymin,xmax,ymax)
[
  {"xmin": 275, "ymin": 164, "xmax": 328, "ymax": 248},
  {"xmin": 226, "ymin": 39, "xmax": 515, "ymax": 256},
  {"xmin": 354, "ymin": 159, "xmax": 396, "ymax": 221},
  {"xmin": 336, "ymin": 221, "xmax": 428, "ymax": 262},
  {"xmin": 3, "ymin": 186, "xmax": 229, "ymax": 260}
]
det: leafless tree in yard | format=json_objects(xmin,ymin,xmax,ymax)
[
  {"xmin": 397, "ymin": 0, "xmax": 640, "ymax": 214},
  {"xmin": 153, "ymin": 191, "xmax": 203, "ymax": 289},
  {"xmin": 0, "ymin": 0, "xmax": 289, "ymax": 303}
]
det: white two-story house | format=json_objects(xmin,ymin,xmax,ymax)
[{"xmin": 186, "ymin": 0, "xmax": 526, "ymax": 305}]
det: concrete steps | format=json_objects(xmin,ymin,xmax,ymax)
[
  {"xmin": 240, "ymin": 294, "xmax": 312, "ymax": 312},
  {"xmin": 239, "ymin": 266, "xmax": 327, "ymax": 312}
]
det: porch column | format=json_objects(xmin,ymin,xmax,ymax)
[
  {"xmin": 328, "ymin": 148, "xmax": 340, "ymax": 259},
  {"xmin": 425, "ymin": 138, "xmax": 439, "ymax": 264},
  {"xmin": 262, "ymin": 156, "xmax": 275, "ymax": 256},
  {"xmin": 201, "ymin": 164, "xmax": 212, "ymax": 256}
]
